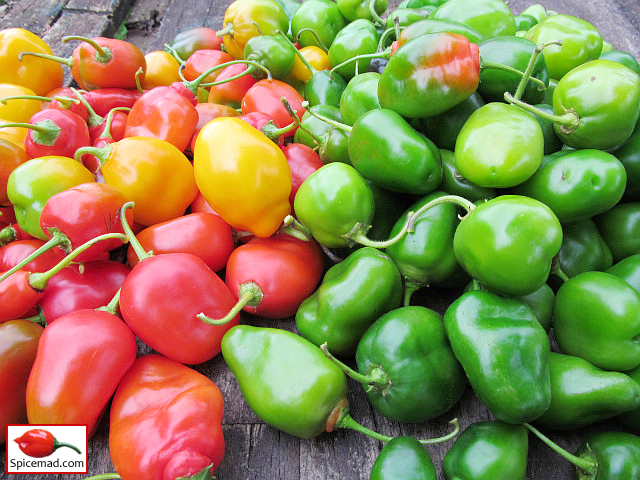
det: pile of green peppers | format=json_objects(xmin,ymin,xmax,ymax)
[{"xmin": 212, "ymin": 0, "xmax": 640, "ymax": 478}]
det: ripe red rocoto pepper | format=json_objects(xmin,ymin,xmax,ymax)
[{"xmin": 14, "ymin": 429, "xmax": 81, "ymax": 457}]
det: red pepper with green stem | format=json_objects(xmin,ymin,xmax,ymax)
[
  {"xmin": 14, "ymin": 429, "xmax": 81, "ymax": 457},
  {"xmin": 0, "ymin": 239, "xmax": 64, "ymax": 273},
  {"xmin": 206, "ymin": 62, "xmax": 257, "ymax": 107},
  {"xmin": 82, "ymin": 88, "xmax": 140, "ymax": 117},
  {"xmin": 20, "ymin": 35, "xmax": 146, "ymax": 91}
]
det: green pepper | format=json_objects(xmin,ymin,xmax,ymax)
[
  {"xmin": 437, "ymin": 149, "xmax": 496, "ymax": 202},
  {"xmin": 339, "ymin": 72, "xmax": 381, "ymax": 126},
  {"xmin": 520, "ymin": 3, "xmax": 554, "ymax": 24},
  {"xmin": 244, "ymin": 33, "xmax": 296, "ymax": 79},
  {"xmin": 429, "ymin": 0, "xmax": 516, "ymax": 39},
  {"xmin": 532, "ymin": 352, "xmax": 640, "ymax": 430},
  {"xmin": 369, "ymin": 436, "xmax": 436, "ymax": 480},
  {"xmin": 478, "ymin": 35, "xmax": 549, "ymax": 104},
  {"xmin": 397, "ymin": 0, "xmax": 447, "ymax": 8},
  {"xmin": 397, "ymin": 18, "xmax": 484, "ymax": 45},
  {"xmin": 524, "ymin": 14, "xmax": 603, "ymax": 80},
  {"xmin": 594, "ymin": 202, "xmax": 640, "ymax": 262},
  {"xmin": 454, "ymin": 102, "xmax": 544, "ymax": 188},
  {"xmin": 453, "ymin": 195, "xmax": 562, "ymax": 296},
  {"xmin": 443, "ymin": 289, "xmax": 551, "ymax": 424},
  {"xmin": 386, "ymin": 191, "xmax": 467, "ymax": 303},
  {"xmin": 513, "ymin": 149, "xmax": 627, "ymax": 223},
  {"xmin": 600, "ymin": 50, "xmax": 640, "ymax": 75},
  {"xmin": 553, "ymin": 270, "xmax": 640, "ymax": 372},
  {"xmin": 556, "ymin": 219, "xmax": 613, "ymax": 278},
  {"xmin": 168, "ymin": 27, "xmax": 222, "ymax": 61},
  {"xmin": 385, "ymin": 6, "xmax": 436, "ymax": 29},
  {"xmin": 613, "ymin": 123, "xmax": 640, "ymax": 200},
  {"xmin": 532, "ymin": 103, "xmax": 563, "ymax": 155},
  {"xmin": 617, "ymin": 365, "xmax": 640, "ymax": 432},
  {"xmin": 294, "ymin": 103, "xmax": 343, "ymax": 149},
  {"xmin": 296, "ymin": 246, "xmax": 403, "ymax": 356},
  {"xmin": 328, "ymin": 19, "xmax": 380, "ymax": 79},
  {"xmin": 337, "ymin": 0, "xmax": 388, "ymax": 24},
  {"xmin": 607, "ymin": 253, "xmax": 640, "ymax": 294},
  {"xmin": 341, "ymin": 306, "xmax": 467, "ymax": 423},
  {"xmin": 442, "ymin": 421, "xmax": 528, "ymax": 480},
  {"xmin": 291, "ymin": 0, "xmax": 347, "ymax": 49},
  {"xmin": 418, "ymin": 92, "xmax": 485, "ymax": 151},
  {"xmin": 304, "ymin": 70, "xmax": 347, "ymax": 108},
  {"xmin": 514, "ymin": 13, "xmax": 537, "ymax": 32},
  {"xmin": 379, "ymin": 32, "xmax": 480, "ymax": 119}
]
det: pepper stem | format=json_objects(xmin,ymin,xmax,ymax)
[
  {"xmin": 345, "ymin": 217, "xmax": 411, "ymax": 249},
  {"xmin": 408, "ymin": 195, "xmax": 476, "ymax": 231},
  {"xmin": 215, "ymin": 24, "xmax": 234, "ymax": 38},
  {"xmin": 377, "ymin": 27, "xmax": 397, "ymax": 52},
  {"xmin": 523, "ymin": 423, "xmax": 597, "ymax": 475},
  {"xmin": 368, "ymin": 0, "xmax": 386, "ymax": 27},
  {"xmin": 69, "ymin": 87, "xmax": 103, "ymax": 127},
  {"xmin": 504, "ymin": 92, "xmax": 580, "ymax": 134},
  {"xmin": 119, "ymin": 202, "xmax": 152, "ymax": 262},
  {"xmin": 278, "ymin": 30, "xmax": 317, "ymax": 75},
  {"xmin": 403, "ymin": 279, "xmax": 423, "ymax": 307},
  {"xmin": 320, "ymin": 342, "xmax": 380, "ymax": 385},
  {"xmin": 512, "ymin": 40, "xmax": 563, "ymax": 102},
  {"xmin": 74, "ymin": 144, "xmax": 113, "ymax": 170},
  {"xmin": 98, "ymin": 288, "xmax": 121, "ymax": 316},
  {"xmin": 0, "ymin": 225, "xmax": 18, "ymax": 246},
  {"xmin": 53, "ymin": 438, "xmax": 82, "ymax": 454},
  {"xmin": 0, "ymin": 120, "xmax": 61, "ymax": 146},
  {"xmin": 134, "ymin": 67, "xmax": 145, "ymax": 94},
  {"xmin": 28, "ymin": 232, "xmax": 129, "ymax": 291},
  {"xmin": 0, "ymin": 229, "xmax": 71, "ymax": 284},
  {"xmin": 551, "ymin": 261, "xmax": 570, "ymax": 283},
  {"xmin": 62, "ymin": 35, "xmax": 111, "ymax": 63},
  {"xmin": 22, "ymin": 307, "xmax": 47, "ymax": 326},
  {"xmin": 260, "ymin": 120, "xmax": 296, "ymax": 144},
  {"xmin": 197, "ymin": 283, "xmax": 260, "ymax": 325},
  {"xmin": 18, "ymin": 51, "xmax": 73, "ymax": 67},
  {"xmin": 295, "ymin": 28, "xmax": 329, "ymax": 53},
  {"xmin": 195, "ymin": 59, "xmax": 272, "ymax": 90},
  {"xmin": 329, "ymin": 51, "xmax": 390, "ymax": 78},
  {"xmin": 300, "ymin": 100, "xmax": 352, "ymax": 133},
  {"xmin": 479, "ymin": 60, "xmax": 547, "ymax": 92},
  {"xmin": 281, "ymin": 215, "xmax": 312, "ymax": 242}
]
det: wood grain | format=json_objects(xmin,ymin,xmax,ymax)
[{"xmin": 1, "ymin": 1, "xmax": 639, "ymax": 479}]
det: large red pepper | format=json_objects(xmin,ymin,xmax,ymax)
[{"xmin": 109, "ymin": 354, "xmax": 225, "ymax": 480}]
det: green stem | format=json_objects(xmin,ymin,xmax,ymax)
[
  {"xmin": 512, "ymin": 40, "xmax": 563, "ymax": 102},
  {"xmin": 98, "ymin": 288, "xmax": 121, "ymax": 316},
  {"xmin": 377, "ymin": 27, "xmax": 397, "ymax": 52},
  {"xmin": 1, "ymin": 95, "xmax": 80, "ymax": 110},
  {"xmin": 403, "ymin": 279, "xmax": 422, "ymax": 307},
  {"xmin": 280, "ymin": 97, "xmax": 325, "ymax": 147},
  {"xmin": 18, "ymin": 50, "xmax": 73, "ymax": 67},
  {"xmin": 197, "ymin": 287, "xmax": 257, "ymax": 325},
  {"xmin": 368, "ymin": 0, "xmax": 386, "ymax": 27},
  {"xmin": 480, "ymin": 59, "xmax": 547, "ymax": 92},
  {"xmin": 69, "ymin": 87, "xmax": 103, "ymax": 127},
  {"xmin": 295, "ymin": 28, "xmax": 329, "ymax": 52},
  {"xmin": 196, "ymin": 59, "xmax": 272, "ymax": 89},
  {"xmin": 215, "ymin": 24, "xmax": 234, "ymax": 38},
  {"xmin": 22, "ymin": 307, "xmax": 47, "ymax": 326},
  {"xmin": 300, "ymin": 100, "xmax": 352, "ymax": 133},
  {"xmin": 281, "ymin": 215, "xmax": 312, "ymax": 242},
  {"xmin": 504, "ymin": 92, "xmax": 579, "ymax": 134},
  {"xmin": 62, "ymin": 35, "xmax": 111, "ymax": 63},
  {"xmin": 164, "ymin": 43, "xmax": 187, "ymax": 64},
  {"xmin": 0, "ymin": 230, "xmax": 70, "ymax": 284},
  {"xmin": 278, "ymin": 30, "xmax": 317, "ymax": 75},
  {"xmin": 53, "ymin": 438, "xmax": 82, "ymax": 454},
  {"xmin": 552, "ymin": 264, "xmax": 570, "ymax": 283},
  {"xmin": 98, "ymin": 106, "xmax": 131, "ymax": 140},
  {"xmin": 74, "ymin": 144, "xmax": 113, "ymax": 170},
  {"xmin": 345, "ymin": 219, "xmax": 407, "ymax": 249},
  {"xmin": 28, "ymin": 232, "xmax": 129, "ymax": 291},
  {"xmin": 0, "ymin": 120, "xmax": 58, "ymax": 138},
  {"xmin": 329, "ymin": 51, "xmax": 390, "ymax": 78},
  {"xmin": 523, "ymin": 423, "xmax": 597, "ymax": 475},
  {"xmin": 261, "ymin": 120, "xmax": 297, "ymax": 143},
  {"xmin": 0, "ymin": 225, "xmax": 17, "ymax": 246},
  {"xmin": 134, "ymin": 67, "xmax": 145, "ymax": 94},
  {"xmin": 320, "ymin": 342, "xmax": 380, "ymax": 385},
  {"xmin": 408, "ymin": 195, "xmax": 476, "ymax": 231},
  {"xmin": 119, "ymin": 202, "xmax": 151, "ymax": 262}
]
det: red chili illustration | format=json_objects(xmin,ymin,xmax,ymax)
[{"xmin": 14, "ymin": 428, "xmax": 81, "ymax": 457}]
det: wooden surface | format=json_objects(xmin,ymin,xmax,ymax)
[{"xmin": 1, "ymin": 0, "xmax": 640, "ymax": 479}]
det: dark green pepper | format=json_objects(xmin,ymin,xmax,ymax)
[
  {"xmin": 437, "ymin": 149, "xmax": 496, "ymax": 203},
  {"xmin": 429, "ymin": 0, "xmax": 516, "ymax": 39},
  {"xmin": 513, "ymin": 149, "xmax": 627, "ymax": 223},
  {"xmin": 556, "ymin": 218, "xmax": 613, "ymax": 278},
  {"xmin": 294, "ymin": 103, "xmax": 343, "ymax": 149},
  {"xmin": 514, "ymin": 13, "xmax": 537, "ymax": 32},
  {"xmin": 328, "ymin": 19, "xmax": 380, "ymax": 79},
  {"xmin": 291, "ymin": 0, "xmax": 347, "ymax": 49},
  {"xmin": 442, "ymin": 421, "xmax": 528, "ymax": 480},
  {"xmin": 594, "ymin": 202, "xmax": 640, "ymax": 262},
  {"xmin": 613, "ymin": 123, "xmax": 640, "ymax": 200},
  {"xmin": 443, "ymin": 289, "xmax": 551, "ymax": 424},
  {"xmin": 532, "ymin": 352, "xmax": 640, "ymax": 430},
  {"xmin": 347, "ymin": 306, "xmax": 466, "ymax": 423},
  {"xmin": 600, "ymin": 50, "xmax": 640, "ymax": 75},
  {"xmin": 369, "ymin": 436, "xmax": 436, "ymax": 480},
  {"xmin": 607, "ymin": 253, "xmax": 640, "ymax": 293},
  {"xmin": 339, "ymin": 72, "xmax": 381, "ymax": 126},
  {"xmin": 296, "ymin": 246, "xmax": 403, "ymax": 356},
  {"xmin": 553, "ymin": 271, "xmax": 640, "ymax": 372},
  {"xmin": 617, "ymin": 365, "xmax": 640, "ymax": 432}
]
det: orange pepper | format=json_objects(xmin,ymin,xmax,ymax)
[
  {"xmin": 193, "ymin": 117, "xmax": 291, "ymax": 237},
  {"xmin": 290, "ymin": 46, "xmax": 331, "ymax": 82},
  {"xmin": 0, "ymin": 29, "xmax": 64, "ymax": 96},
  {"xmin": 141, "ymin": 51, "xmax": 182, "ymax": 90},
  {"xmin": 0, "ymin": 138, "xmax": 29, "ymax": 204}
]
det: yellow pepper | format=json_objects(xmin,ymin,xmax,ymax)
[
  {"xmin": 141, "ymin": 51, "xmax": 182, "ymax": 90},
  {"xmin": 0, "ymin": 84, "xmax": 43, "ymax": 123},
  {"xmin": 0, "ymin": 28, "xmax": 64, "ymax": 96},
  {"xmin": 290, "ymin": 46, "xmax": 331, "ymax": 83},
  {"xmin": 193, "ymin": 117, "xmax": 291, "ymax": 237}
]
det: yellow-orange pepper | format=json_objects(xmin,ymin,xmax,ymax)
[
  {"xmin": 0, "ymin": 29, "xmax": 64, "ymax": 96},
  {"xmin": 0, "ymin": 84, "xmax": 43, "ymax": 123},
  {"xmin": 193, "ymin": 117, "xmax": 291, "ymax": 237},
  {"xmin": 290, "ymin": 46, "xmax": 331, "ymax": 82},
  {"xmin": 0, "ymin": 138, "xmax": 29, "ymax": 204},
  {"xmin": 0, "ymin": 119, "xmax": 28, "ymax": 147},
  {"xmin": 141, "ymin": 51, "xmax": 182, "ymax": 90}
]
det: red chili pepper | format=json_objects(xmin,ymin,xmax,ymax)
[
  {"xmin": 221, "ymin": 233, "xmax": 324, "ymax": 319},
  {"xmin": 14, "ymin": 429, "xmax": 81, "ymax": 457},
  {"xmin": 239, "ymin": 111, "xmax": 287, "ymax": 146},
  {"xmin": 109, "ymin": 354, "xmax": 225, "ymax": 479},
  {"xmin": 25, "ymin": 309, "xmax": 137, "ymax": 436},
  {"xmin": 281, "ymin": 142, "xmax": 324, "ymax": 214},
  {"xmin": 0, "ymin": 239, "xmax": 65, "ymax": 273},
  {"xmin": 184, "ymin": 49, "xmax": 234, "ymax": 83},
  {"xmin": 0, "ymin": 109, "xmax": 90, "ymax": 159},
  {"xmin": 44, "ymin": 87, "xmax": 90, "ymax": 121},
  {"xmin": 0, "ymin": 270, "xmax": 44, "ymax": 321},
  {"xmin": 82, "ymin": 88, "xmax": 141, "ymax": 117},
  {"xmin": 207, "ymin": 62, "xmax": 257, "ymax": 108},
  {"xmin": 126, "ymin": 212, "xmax": 234, "ymax": 272}
]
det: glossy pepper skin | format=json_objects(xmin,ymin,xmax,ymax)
[
  {"xmin": 169, "ymin": 27, "xmax": 223, "ymax": 62},
  {"xmin": 514, "ymin": 149, "xmax": 627, "ymax": 223},
  {"xmin": 378, "ymin": 32, "xmax": 480, "ymax": 118},
  {"xmin": 349, "ymin": 108, "xmax": 443, "ymax": 195},
  {"xmin": 575, "ymin": 432, "xmax": 640, "ymax": 480},
  {"xmin": 369, "ymin": 436, "xmax": 436, "ymax": 480},
  {"xmin": 594, "ymin": 202, "xmax": 640, "ymax": 262},
  {"xmin": 533, "ymin": 352, "xmax": 640, "ymax": 431},
  {"xmin": 552, "ymin": 60, "xmax": 640, "ymax": 150},
  {"xmin": 193, "ymin": 117, "xmax": 292, "ymax": 238},
  {"xmin": 442, "ymin": 421, "xmax": 528, "ymax": 480},
  {"xmin": 0, "ymin": 320, "xmax": 43, "ymax": 444},
  {"xmin": 109, "ymin": 354, "xmax": 225, "ymax": 480},
  {"xmin": 328, "ymin": 19, "xmax": 380, "ymax": 79},
  {"xmin": 339, "ymin": 72, "xmax": 381, "ymax": 126},
  {"xmin": 13, "ymin": 429, "xmax": 80, "ymax": 457},
  {"xmin": 556, "ymin": 219, "xmax": 613, "ymax": 278},
  {"xmin": 291, "ymin": 0, "xmax": 346, "ymax": 49},
  {"xmin": 0, "ymin": 137, "xmax": 29, "ymax": 205},
  {"xmin": 397, "ymin": 18, "xmax": 484, "ymax": 46},
  {"xmin": 453, "ymin": 195, "xmax": 562, "ymax": 296},
  {"xmin": 221, "ymin": 325, "xmax": 348, "ymax": 439},
  {"xmin": 429, "ymin": 0, "xmax": 516, "ymax": 39},
  {"xmin": 444, "ymin": 290, "xmax": 551, "ymax": 424},
  {"xmin": 296, "ymin": 247, "xmax": 402, "ymax": 356},
  {"xmin": 553, "ymin": 271, "xmax": 640, "ymax": 372},
  {"xmin": 356, "ymin": 306, "xmax": 466, "ymax": 423},
  {"xmin": 25, "ymin": 309, "xmax": 137, "ymax": 436}
]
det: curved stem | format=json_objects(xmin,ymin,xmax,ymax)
[
  {"xmin": 278, "ymin": 30, "xmax": 317, "ymax": 75},
  {"xmin": 345, "ymin": 219, "xmax": 408, "ymax": 249},
  {"xmin": 98, "ymin": 288, "xmax": 121, "ymax": 316},
  {"xmin": 504, "ymin": 92, "xmax": 579, "ymax": 134},
  {"xmin": 329, "ymin": 51, "xmax": 389, "ymax": 78},
  {"xmin": 164, "ymin": 43, "xmax": 187, "ymax": 64},
  {"xmin": 215, "ymin": 24, "xmax": 234, "ymax": 38},
  {"xmin": 551, "ymin": 263, "xmax": 570, "ymax": 283},
  {"xmin": 22, "ymin": 307, "xmax": 47, "ymax": 326},
  {"xmin": 320, "ymin": 342, "xmax": 377, "ymax": 384},
  {"xmin": 523, "ymin": 423, "xmax": 597, "ymax": 475},
  {"xmin": 69, "ymin": 87, "xmax": 103, "ymax": 127},
  {"xmin": 0, "ymin": 225, "xmax": 17, "ymax": 246},
  {"xmin": 300, "ymin": 101, "xmax": 352, "ymax": 133},
  {"xmin": 368, "ymin": 0, "xmax": 386, "ymax": 27},
  {"xmin": 0, "ymin": 230, "xmax": 70, "ymax": 284},
  {"xmin": 280, "ymin": 98, "xmax": 325, "ymax": 147},
  {"xmin": 98, "ymin": 106, "xmax": 131, "ymax": 140},
  {"xmin": 62, "ymin": 35, "xmax": 111, "ymax": 62},
  {"xmin": 196, "ymin": 59, "xmax": 272, "ymax": 89},
  {"xmin": 74, "ymin": 144, "xmax": 113, "ymax": 169},
  {"xmin": 480, "ymin": 59, "xmax": 547, "ymax": 92},
  {"xmin": 512, "ymin": 40, "xmax": 563, "ymax": 102},
  {"xmin": 198, "ymin": 288, "xmax": 255, "ymax": 325},
  {"xmin": 261, "ymin": 120, "xmax": 296, "ymax": 143},
  {"xmin": 119, "ymin": 202, "xmax": 151, "ymax": 262},
  {"xmin": 377, "ymin": 27, "xmax": 397, "ymax": 52},
  {"xmin": 408, "ymin": 195, "xmax": 476, "ymax": 231},
  {"xmin": 295, "ymin": 28, "xmax": 329, "ymax": 53},
  {"xmin": 53, "ymin": 439, "xmax": 82, "ymax": 454},
  {"xmin": 0, "ymin": 120, "xmax": 56, "ymax": 136},
  {"xmin": 134, "ymin": 67, "xmax": 145, "ymax": 94},
  {"xmin": 281, "ymin": 215, "xmax": 312, "ymax": 242},
  {"xmin": 28, "ymin": 232, "xmax": 128, "ymax": 291},
  {"xmin": 403, "ymin": 279, "xmax": 422, "ymax": 307},
  {"xmin": 18, "ymin": 51, "xmax": 73, "ymax": 67}
]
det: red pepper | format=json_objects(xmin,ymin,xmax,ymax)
[
  {"xmin": 25, "ymin": 309, "xmax": 137, "ymax": 436},
  {"xmin": 83, "ymin": 88, "xmax": 141, "ymax": 117},
  {"xmin": 184, "ymin": 49, "xmax": 234, "ymax": 83},
  {"xmin": 0, "ymin": 270, "xmax": 45, "ymax": 321},
  {"xmin": 109, "ymin": 354, "xmax": 225, "ymax": 479},
  {"xmin": 207, "ymin": 62, "xmax": 257, "ymax": 108},
  {"xmin": 281, "ymin": 142, "xmax": 324, "ymax": 214},
  {"xmin": 14, "ymin": 428, "xmax": 81, "ymax": 457},
  {"xmin": 0, "ymin": 239, "xmax": 65, "ymax": 273},
  {"xmin": 44, "ymin": 87, "xmax": 90, "ymax": 121}
]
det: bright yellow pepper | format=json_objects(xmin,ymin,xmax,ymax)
[
  {"xmin": 290, "ymin": 46, "xmax": 331, "ymax": 82},
  {"xmin": 0, "ymin": 84, "xmax": 43, "ymax": 123},
  {"xmin": 0, "ymin": 28, "xmax": 64, "ymax": 96},
  {"xmin": 0, "ymin": 117, "xmax": 28, "ymax": 147},
  {"xmin": 141, "ymin": 51, "xmax": 182, "ymax": 90},
  {"xmin": 193, "ymin": 117, "xmax": 292, "ymax": 237}
]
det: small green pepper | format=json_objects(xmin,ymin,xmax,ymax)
[
  {"xmin": 607, "ymin": 253, "xmax": 640, "ymax": 293},
  {"xmin": 556, "ymin": 219, "xmax": 613, "ymax": 278},
  {"xmin": 337, "ymin": 0, "xmax": 388, "ymax": 24},
  {"xmin": 339, "ymin": 72, "xmax": 381, "ymax": 126},
  {"xmin": 291, "ymin": 0, "xmax": 347, "ymax": 49},
  {"xmin": 370, "ymin": 436, "xmax": 436, "ymax": 480},
  {"xmin": 442, "ymin": 421, "xmax": 528, "ymax": 480},
  {"xmin": 437, "ymin": 149, "xmax": 496, "ymax": 202},
  {"xmin": 294, "ymin": 103, "xmax": 343, "ymax": 149},
  {"xmin": 594, "ymin": 202, "xmax": 640, "ymax": 262},
  {"xmin": 244, "ymin": 33, "xmax": 296, "ymax": 79},
  {"xmin": 600, "ymin": 50, "xmax": 640, "ymax": 75},
  {"xmin": 429, "ymin": 0, "xmax": 516, "ymax": 39},
  {"xmin": 296, "ymin": 246, "xmax": 403, "ymax": 356},
  {"xmin": 514, "ymin": 13, "xmax": 537, "ymax": 32},
  {"xmin": 444, "ymin": 289, "xmax": 551, "ymax": 424},
  {"xmin": 532, "ymin": 352, "xmax": 640, "ymax": 431},
  {"xmin": 385, "ymin": 6, "xmax": 436, "ymax": 29},
  {"xmin": 328, "ymin": 19, "xmax": 380, "ymax": 79}
]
